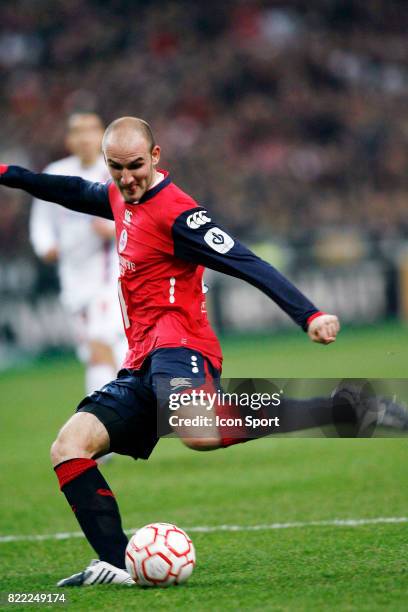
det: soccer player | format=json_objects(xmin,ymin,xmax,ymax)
[
  {"xmin": 0, "ymin": 117, "xmax": 403, "ymax": 587},
  {"xmin": 30, "ymin": 112, "xmax": 126, "ymax": 396}
]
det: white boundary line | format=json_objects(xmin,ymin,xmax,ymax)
[{"xmin": 0, "ymin": 517, "xmax": 407, "ymax": 543}]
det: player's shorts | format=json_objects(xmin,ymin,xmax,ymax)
[{"xmin": 76, "ymin": 347, "xmax": 220, "ymax": 460}]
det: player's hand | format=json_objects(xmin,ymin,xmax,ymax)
[{"xmin": 307, "ymin": 314, "xmax": 340, "ymax": 344}]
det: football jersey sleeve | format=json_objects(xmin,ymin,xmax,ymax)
[
  {"xmin": 172, "ymin": 206, "xmax": 319, "ymax": 330},
  {"xmin": 0, "ymin": 166, "xmax": 113, "ymax": 219}
]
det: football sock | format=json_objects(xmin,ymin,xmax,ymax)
[
  {"xmin": 218, "ymin": 396, "xmax": 333, "ymax": 447},
  {"xmin": 54, "ymin": 458, "xmax": 128, "ymax": 569},
  {"xmin": 85, "ymin": 364, "xmax": 116, "ymax": 395},
  {"xmin": 273, "ymin": 396, "xmax": 333, "ymax": 433}
]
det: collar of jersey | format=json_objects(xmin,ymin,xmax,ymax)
[{"xmin": 137, "ymin": 170, "xmax": 171, "ymax": 204}]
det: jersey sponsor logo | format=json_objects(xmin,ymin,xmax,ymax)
[
  {"xmin": 187, "ymin": 209, "xmax": 211, "ymax": 229},
  {"xmin": 170, "ymin": 377, "xmax": 192, "ymax": 390},
  {"xmin": 119, "ymin": 255, "xmax": 136, "ymax": 272},
  {"xmin": 124, "ymin": 209, "xmax": 133, "ymax": 226},
  {"xmin": 118, "ymin": 229, "xmax": 128, "ymax": 253},
  {"xmin": 204, "ymin": 228, "xmax": 234, "ymax": 254}
]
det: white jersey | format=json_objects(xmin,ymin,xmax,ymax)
[{"xmin": 30, "ymin": 155, "xmax": 117, "ymax": 312}]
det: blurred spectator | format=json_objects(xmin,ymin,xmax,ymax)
[{"xmin": 0, "ymin": 0, "xmax": 407, "ymax": 247}]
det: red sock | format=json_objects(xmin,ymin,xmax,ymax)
[
  {"xmin": 54, "ymin": 458, "xmax": 128, "ymax": 569},
  {"xmin": 55, "ymin": 458, "xmax": 97, "ymax": 490},
  {"xmin": 215, "ymin": 402, "xmax": 248, "ymax": 448}
]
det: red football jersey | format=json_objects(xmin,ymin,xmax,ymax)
[
  {"xmin": 108, "ymin": 172, "xmax": 223, "ymax": 371},
  {"xmin": 1, "ymin": 165, "xmax": 321, "ymax": 368}
]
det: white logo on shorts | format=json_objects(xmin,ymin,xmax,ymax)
[
  {"xmin": 170, "ymin": 377, "xmax": 192, "ymax": 390},
  {"xmin": 118, "ymin": 229, "xmax": 128, "ymax": 253},
  {"xmin": 187, "ymin": 210, "xmax": 211, "ymax": 229},
  {"xmin": 204, "ymin": 228, "xmax": 234, "ymax": 254},
  {"xmin": 191, "ymin": 355, "xmax": 199, "ymax": 374}
]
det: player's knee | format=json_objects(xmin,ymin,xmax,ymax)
[
  {"xmin": 50, "ymin": 437, "xmax": 66, "ymax": 465},
  {"xmin": 50, "ymin": 413, "xmax": 109, "ymax": 465},
  {"xmin": 181, "ymin": 437, "xmax": 221, "ymax": 451},
  {"xmin": 50, "ymin": 431, "xmax": 91, "ymax": 465}
]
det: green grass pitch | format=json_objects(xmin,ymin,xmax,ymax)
[{"xmin": 0, "ymin": 321, "xmax": 407, "ymax": 610}]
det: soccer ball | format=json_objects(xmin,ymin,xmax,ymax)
[{"xmin": 125, "ymin": 522, "xmax": 196, "ymax": 587}]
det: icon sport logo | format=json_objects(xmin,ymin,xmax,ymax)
[
  {"xmin": 204, "ymin": 228, "xmax": 234, "ymax": 254},
  {"xmin": 187, "ymin": 210, "xmax": 211, "ymax": 229}
]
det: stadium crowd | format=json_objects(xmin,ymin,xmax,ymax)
[{"xmin": 0, "ymin": 0, "xmax": 408, "ymax": 255}]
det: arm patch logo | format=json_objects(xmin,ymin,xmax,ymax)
[
  {"xmin": 204, "ymin": 228, "xmax": 234, "ymax": 254},
  {"xmin": 187, "ymin": 210, "xmax": 211, "ymax": 229}
]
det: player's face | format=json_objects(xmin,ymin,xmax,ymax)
[
  {"xmin": 104, "ymin": 137, "xmax": 161, "ymax": 203},
  {"xmin": 66, "ymin": 114, "xmax": 104, "ymax": 166}
]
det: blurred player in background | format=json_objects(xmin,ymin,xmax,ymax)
[{"xmin": 29, "ymin": 113, "xmax": 126, "ymax": 396}]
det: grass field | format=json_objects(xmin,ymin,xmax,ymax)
[{"xmin": 1, "ymin": 322, "xmax": 408, "ymax": 610}]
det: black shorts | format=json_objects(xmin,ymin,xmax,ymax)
[{"xmin": 76, "ymin": 347, "xmax": 220, "ymax": 460}]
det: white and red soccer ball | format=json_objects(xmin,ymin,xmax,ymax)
[{"xmin": 125, "ymin": 522, "xmax": 196, "ymax": 587}]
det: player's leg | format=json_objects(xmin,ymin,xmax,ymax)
[
  {"xmin": 52, "ymin": 369, "xmax": 158, "ymax": 586},
  {"xmin": 149, "ymin": 350, "xmax": 353, "ymax": 450},
  {"xmin": 215, "ymin": 381, "xmax": 408, "ymax": 445},
  {"xmin": 72, "ymin": 292, "xmax": 126, "ymax": 396},
  {"xmin": 169, "ymin": 393, "xmax": 221, "ymax": 451},
  {"xmin": 151, "ymin": 348, "xmax": 222, "ymax": 450},
  {"xmin": 215, "ymin": 394, "xmax": 334, "ymax": 448},
  {"xmin": 150, "ymin": 348, "xmax": 395, "ymax": 450},
  {"xmin": 51, "ymin": 411, "xmax": 129, "ymax": 572},
  {"xmin": 184, "ymin": 384, "xmax": 408, "ymax": 449},
  {"xmin": 83, "ymin": 295, "xmax": 128, "ymax": 464},
  {"xmin": 84, "ymin": 291, "xmax": 127, "ymax": 394},
  {"xmin": 149, "ymin": 348, "xmax": 275, "ymax": 450},
  {"xmin": 85, "ymin": 339, "xmax": 117, "ymax": 395},
  {"xmin": 86, "ymin": 340, "xmax": 117, "ymax": 465}
]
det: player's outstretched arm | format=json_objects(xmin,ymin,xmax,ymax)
[
  {"xmin": 0, "ymin": 165, "xmax": 113, "ymax": 219},
  {"xmin": 172, "ymin": 206, "xmax": 340, "ymax": 340}
]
